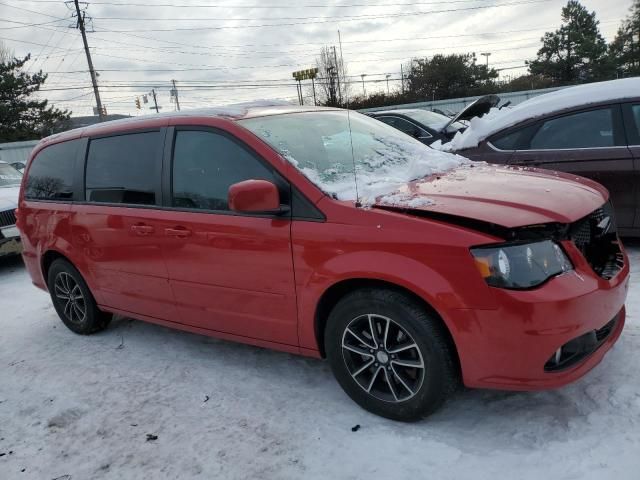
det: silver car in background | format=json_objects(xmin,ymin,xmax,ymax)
[{"xmin": 0, "ymin": 161, "xmax": 22, "ymax": 257}]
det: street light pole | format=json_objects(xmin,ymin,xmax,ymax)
[
  {"xmin": 361, "ymin": 74, "xmax": 367, "ymax": 96},
  {"xmin": 480, "ymin": 52, "xmax": 492, "ymax": 69},
  {"xmin": 385, "ymin": 74, "xmax": 391, "ymax": 94}
]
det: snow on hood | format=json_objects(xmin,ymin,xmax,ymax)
[
  {"xmin": 0, "ymin": 186, "xmax": 20, "ymax": 211},
  {"xmin": 433, "ymin": 78, "xmax": 640, "ymax": 152}
]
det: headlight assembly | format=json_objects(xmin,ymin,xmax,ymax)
[{"xmin": 470, "ymin": 240, "xmax": 573, "ymax": 289}]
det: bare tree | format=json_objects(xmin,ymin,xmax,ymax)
[
  {"xmin": 0, "ymin": 41, "xmax": 13, "ymax": 63},
  {"xmin": 313, "ymin": 46, "xmax": 349, "ymax": 107}
]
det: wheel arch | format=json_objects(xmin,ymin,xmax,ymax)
[
  {"xmin": 314, "ymin": 278, "xmax": 461, "ymax": 375},
  {"xmin": 41, "ymin": 250, "xmax": 73, "ymax": 288}
]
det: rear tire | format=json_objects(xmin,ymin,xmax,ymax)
[
  {"xmin": 325, "ymin": 288, "xmax": 457, "ymax": 421},
  {"xmin": 47, "ymin": 259, "xmax": 111, "ymax": 335}
]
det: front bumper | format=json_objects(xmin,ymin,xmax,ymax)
[{"xmin": 449, "ymin": 243, "xmax": 629, "ymax": 391}]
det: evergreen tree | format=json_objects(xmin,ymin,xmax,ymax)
[
  {"xmin": 609, "ymin": 0, "xmax": 640, "ymax": 77},
  {"xmin": 403, "ymin": 53, "xmax": 497, "ymax": 101},
  {"xmin": 0, "ymin": 53, "xmax": 71, "ymax": 142},
  {"xmin": 528, "ymin": 0, "xmax": 613, "ymax": 83}
]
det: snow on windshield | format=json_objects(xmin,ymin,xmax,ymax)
[
  {"xmin": 240, "ymin": 110, "xmax": 469, "ymax": 204},
  {"xmin": 433, "ymin": 77, "xmax": 640, "ymax": 152},
  {"xmin": 0, "ymin": 163, "xmax": 22, "ymax": 187}
]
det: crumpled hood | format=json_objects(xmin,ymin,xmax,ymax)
[
  {"xmin": 375, "ymin": 164, "xmax": 608, "ymax": 228},
  {"xmin": 0, "ymin": 186, "xmax": 20, "ymax": 211}
]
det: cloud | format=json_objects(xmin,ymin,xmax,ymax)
[{"xmin": 0, "ymin": 0, "xmax": 632, "ymax": 116}]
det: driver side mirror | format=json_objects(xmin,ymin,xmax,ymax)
[{"xmin": 228, "ymin": 179, "xmax": 284, "ymax": 214}]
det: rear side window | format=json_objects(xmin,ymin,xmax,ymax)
[
  {"xmin": 86, "ymin": 131, "xmax": 161, "ymax": 205},
  {"xmin": 529, "ymin": 108, "xmax": 615, "ymax": 149},
  {"xmin": 172, "ymin": 130, "xmax": 275, "ymax": 211},
  {"xmin": 25, "ymin": 140, "xmax": 79, "ymax": 200}
]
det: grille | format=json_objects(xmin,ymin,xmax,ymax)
[
  {"xmin": 569, "ymin": 203, "xmax": 623, "ymax": 280},
  {"xmin": 0, "ymin": 209, "xmax": 16, "ymax": 228}
]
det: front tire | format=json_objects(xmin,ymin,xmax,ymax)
[
  {"xmin": 47, "ymin": 259, "xmax": 111, "ymax": 335},
  {"xmin": 325, "ymin": 288, "xmax": 457, "ymax": 421}
]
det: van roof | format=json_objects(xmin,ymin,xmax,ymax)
[{"xmin": 35, "ymin": 102, "xmax": 339, "ymax": 151}]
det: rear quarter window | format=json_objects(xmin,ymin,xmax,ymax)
[{"xmin": 25, "ymin": 140, "xmax": 80, "ymax": 200}]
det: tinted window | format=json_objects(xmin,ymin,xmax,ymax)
[
  {"xmin": 172, "ymin": 130, "xmax": 275, "ymax": 211},
  {"xmin": 25, "ymin": 140, "xmax": 79, "ymax": 200},
  {"xmin": 490, "ymin": 124, "xmax": 540, "ymax": 150},
  {"xmin": 529, "ymin": 108, "xmax": 614, "ymax": 149},
  {"xmin": 86, "ymin": 132, "xmax": 160, "ymax": 205}
]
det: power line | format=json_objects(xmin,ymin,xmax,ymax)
[
  {"xmin": 0, "ymin": 19, "xmax": 68, "ymax": 30},
  {"xmin": 0, "ymin": 0, "xmax": 529, "ymax": 8},
  {"xmin": 0, "ymin": 1, "xmax": 68, "ymax": 19},
  {"xmin": 88, "ymin": 0, "xmax": 555, "ymax": 32},
  {"xmin": 84, "ymin": 37, "xmax": 541, "ymax": 68}
]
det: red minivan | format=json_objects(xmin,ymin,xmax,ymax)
[{"xmin": 17, "ymin": 105, "xmax": 629, "ymax": 421}]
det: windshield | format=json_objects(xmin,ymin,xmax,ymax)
[
  {"xmin": 240, "ymin": 110, "xmax": 468, "ymax": 203},
  {"xmin": 0, "ymin": 163, "xmax": 22, "ymax": 187},
  {"xmin": 400, "ymin": 110, "xmax": 465, "ymax": 133}
]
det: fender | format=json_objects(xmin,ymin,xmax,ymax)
[{"xmin": 295, "ymin": 249, "xmax": 498, "ymax": 352}]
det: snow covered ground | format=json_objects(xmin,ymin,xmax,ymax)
[{"xmin": 1, "ymin": 246, "xmax": 639, "ymax": 480}]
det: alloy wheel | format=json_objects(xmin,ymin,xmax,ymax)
[
  {"xmin": 341, "ymin": 314, "xmax": 425, "ymax": 403},
  {"xmin": 53, "ymin": 272, "xmax": 87, "ymax": 325}
]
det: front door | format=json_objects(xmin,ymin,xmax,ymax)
[
  {"xmin": 509, "ymin": 105, "xmax": 636, "ymax": 230},
  {"xmin": 159, "ymin": 127, "xmax": 298, "ymax": 346}
]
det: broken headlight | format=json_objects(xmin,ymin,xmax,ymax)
[{"xmin": 470, "ymin": 240, "xmax": 573, "ymax": 289}]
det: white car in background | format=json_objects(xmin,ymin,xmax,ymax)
[{"xmin": 0, "ymin": 161, "xmax": 22, "ymax": 257}]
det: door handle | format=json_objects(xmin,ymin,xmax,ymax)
[
  {"xmin": 130, "ymin": 224, "xmax": 155, "ymax": 236},
  {"xmin": 165, "ymin": 227, "xmax": 192, "ymax": 238}
]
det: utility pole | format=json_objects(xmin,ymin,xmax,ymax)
[
  {"xmin": 400, "ymin": 64, "xmax": 405, "ymax": 94},
  {"xmin": 171, "ymin": 79, "xmax": 181, "ymax": 111},
  {"xmin": 73, "ymin": 0, "xmax": 103, "ymax": 121},
  {"xmin": 151, "ymin": 88, "xmax": 159, "ymax": 113},
  {"xmin": 360, "ymin": 74, "xmax": 366, "ymax": 96},
  {"xmin": 385, "ymin": 74, "xmax": 391, "ymax": 94}
]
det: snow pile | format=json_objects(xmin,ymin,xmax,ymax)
[
  {"xmin": 294, "ymin": 135, "xmax": 470, "ymax": 205},
  {"xmin": 435, "ymin": 77, "xmax": 640, "ymax": 151}
]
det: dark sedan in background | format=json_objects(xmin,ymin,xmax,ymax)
[
  {"xmin": 452, "ymin": 80, "xmax": 640, "ymax": 237},
  {"xmin": 366, "ymin": 95, "xmax": 499, "ymax": 146}
]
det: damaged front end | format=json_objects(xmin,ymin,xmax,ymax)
[{"xmin": 375, "ymin": 200, "xmax": 625, "ymax": 285}]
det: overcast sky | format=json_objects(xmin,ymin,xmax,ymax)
[{"xmin": 0, "ymin": 0, "xmax": 634, "ymax": 117}]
